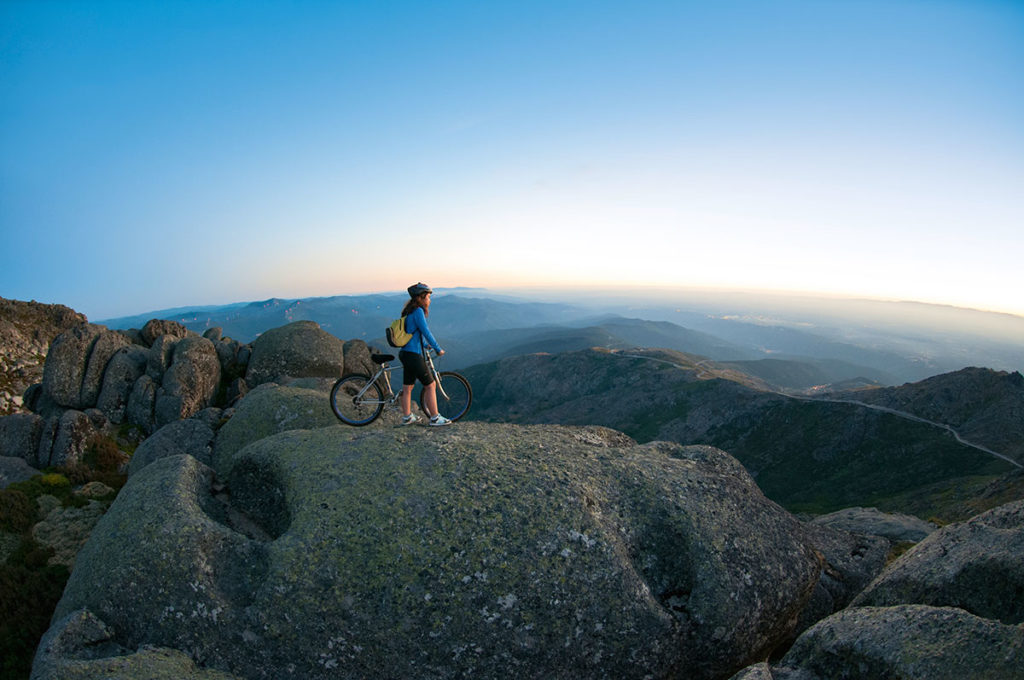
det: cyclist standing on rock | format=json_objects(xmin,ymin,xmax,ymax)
[{"xmin": 400, "ymin": 282, "xmax": 452, "ymax": 426}]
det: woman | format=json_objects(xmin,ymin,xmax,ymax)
[{"xmin": 399, "ymin": 282, "xmax": 451, "ymax": 426}]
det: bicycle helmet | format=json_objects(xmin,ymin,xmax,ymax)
[{"xmin": 407, "ymin": 282, "xmax": 433, "ymax": 297}]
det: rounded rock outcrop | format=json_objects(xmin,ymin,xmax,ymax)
[
  {"xmin": 154, "ymin": 337, "xmax": 222, "ymax": 427},
  {"xmin": 44, "ymin": 423, "xmax": 852, "ymax": 680},
  {"xmin": 245, "ymin": 321, "xmax": 344, "ymax": 387},
  {"xmin": 211, "ymin": 383, "xmax": 343, "ymax": 477}
]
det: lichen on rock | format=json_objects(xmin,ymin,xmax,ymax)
[{"xmin": 44, "ymin": 422, "xmax": 854, "ymax": 679}]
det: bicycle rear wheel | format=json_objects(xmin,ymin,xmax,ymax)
[
  {"xmin": 422, "ymin": 371, "xmax": 472, "ymax": 422},
  {"xmin": 331, "ymin": 374, "xmax": 384, "ymax": 426}
]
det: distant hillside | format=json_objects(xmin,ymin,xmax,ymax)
[
  {"xmin": 99, "ymin": 293, "xmax": 592, "ymax": 345},
  {"xmin": 462, "ymin": 348, "xmax": 1016, "ymax": 519},
  {"xmin": 0, "ymin": 297, "xmax": 87, "ymax": 415},
  {"xmin": 99, "ymin": 289, "xmax": 1024, "ymax": 387},
  {"xmin": 834, "ymin": 367, "xmax": 1024, "ymax": 464},
  {"xmin": 718, "ymin": 358, "xmax": 885, "ymax": 392}
]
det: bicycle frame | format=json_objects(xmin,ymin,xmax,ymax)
[{"xmin": 349, "ymin": 350, "xmax": 448, "ymax": 412}]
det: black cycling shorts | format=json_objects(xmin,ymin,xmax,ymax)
[{"xmin": 400, "ymin": 350, "xmax": 434, "ymax": 386}]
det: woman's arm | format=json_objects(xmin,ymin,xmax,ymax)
[{"xmin": 410, "ymin": 307, "xmax": 443, "ymax": 354}]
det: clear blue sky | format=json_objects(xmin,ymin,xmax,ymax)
[{"xmin": 2, "ymin": 0, "xmax": 1022, "ymax": 320}]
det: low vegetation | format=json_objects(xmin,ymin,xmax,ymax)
[{"xmin": 0, "ymin": 434, "xmax": 126, "ymax": 680}]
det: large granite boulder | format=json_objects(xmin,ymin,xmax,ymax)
[
  {"xmin": 155, "ymin": 337, "xmax": 222, "ymax": 427},
  {"xmin": 95, "ymin": 346, "xmax": 148, "ymax": 424},
  {"xmin": 811, "ymin": 506, "xmax": 937, "ymax": 544},
  {"xmin": 852, "ymin": 499, "xmax": 1024, "ymax": 624},
  {"xmin": 128, "ymin": 418, "xmax": 216, "ymax": 477},
  {"xmin": 40, "ymin": 324, "xmax": 100, "ymax": 409},
  {"xmin": 39, "ymin": 410, "xmax": 96, "ymax": 468},
  {"xmin": 42, "ymin": 424, "xmax": 871, "ymax": 680},
  {"xmin": 0, "ymin": 412, "xmax": 43, "ymax": 460},
  {"xmin": 211, "ymin": 383, "xmax": 338, "ymax": 477},
  {"xmin": 747, "ymin": 605, "xmax": 1024, "ymax": 680},
  {"xmin": 42, "ymin": 325, "xmax": 127, "ymax": 410},
  {"xmin": 146, "ymin": 335, "xmax": 179, "ymax": 382},
  {"xmin": 125, "ymin": 375, "xmax": 158, "ymax": 434},
  {"xmin": 245, "ymin": 321, "xmax": 344, "ymax": 387},
  {"xmin": 80, "ymin": 331, "xmax": 129, "ymax": 408}
]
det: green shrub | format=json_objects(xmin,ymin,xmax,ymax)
[
  {"xmin": 61, "ymin": 434, "xmax": 127, "ymax": 492},
  {"xmin": 0, "ymin": 490, "xmax": 34, "ymax": 534},
  {"xmin": 0, "ymin": 541, "xmax": 69, "ymax": 680}
]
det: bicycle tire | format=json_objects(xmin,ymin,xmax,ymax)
[
  {"xmin": 331, "ymin": 374, "xmax": 384, "ymax": 426},
  {"xmin": 422, "ymin": 371, "xmax": 472, "ymax": 422}
]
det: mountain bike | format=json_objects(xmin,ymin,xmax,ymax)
[{"xmin": 330, "ymin": 349, "xmax": 472, "ymax": 426}]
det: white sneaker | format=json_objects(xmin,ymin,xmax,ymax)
[
  {"xmin": 429, "ymin": 414, "xmax": 452, "ymax": 427},
  {"xmin": 401, "ymin": 414, "xmax": 420, "ymax": 426}
]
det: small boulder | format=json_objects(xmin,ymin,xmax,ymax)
[
  {"xmin": 0, "ymin": 455, "xmax": 37, "ymax": 488},
  {"xmin": 245, "ymin": 321, "xmax": 344, "ymax": 387},
  {"xmin": 0, "ymin": 412, "xmax": 43, "ymax": 461},
  {"xmin": 140, "ymin": 319, "xmax": 192, "ymax": 347},
  {"xmin": 342, "ymin": 338, "xmax": 375, "ymax": 378},
  {"xmin": 128, "ymin": 419, "xmax": 215, "ymax": 477},
  {"xmin": 811, "ymin": 506, "xmax": 938, "ymax": 544}
]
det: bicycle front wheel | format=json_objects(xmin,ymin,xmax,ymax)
[
  {"xmin": 331, "ymin": 374, "xmax": 384, "ymax": 426},
  {"xmin": 422, "ymin": 371, "xmax": 472, "ymax": 422}
]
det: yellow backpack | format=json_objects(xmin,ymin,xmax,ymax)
[{"xmin": 386, "ymin": 316, "xmax": 414, "ymax": 348}]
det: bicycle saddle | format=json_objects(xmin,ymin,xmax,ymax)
[{"xmin": 371, "ymin": 353, "xmax": 395, "ymax": 364}]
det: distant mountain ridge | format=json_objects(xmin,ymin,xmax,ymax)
[
  {"xmin": 833, "ymin": 367, "xmax": 1024, "ymax": 463},
  {"xmin": 462, "ymin": 348, "xmax": 1018, "ymax": 519},
  {"xmin": 97, "ymin": 289, "xmax": 1024, "ymax": 389}
]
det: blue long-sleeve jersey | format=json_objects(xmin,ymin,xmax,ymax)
[{"xmin": 400, "ymin": 306, "xmax": 443, "ymax": 355}]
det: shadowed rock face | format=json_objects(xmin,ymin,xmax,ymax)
[
  {"xmin": 41, "ymin": 423, "xmax": 855, "ymax": 680},
  {"xmin": 852, "ymin": 499, "xmax": 1024, "ymax": 624},
  {"xmin": 729, "ymin": 499, "xmax": 1024, "ymax": 680},
  {"xmin": 767, "ymin": 605, "xmax": 1024, "ymax": 680}
]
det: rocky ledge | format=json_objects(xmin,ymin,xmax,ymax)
[{"xmin": 33, "ymin": 422, "xmax": 886, "ymax": 680}]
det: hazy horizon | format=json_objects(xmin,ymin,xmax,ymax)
[{"xmin": 3, "ymin": 1, "xmax": 1022, "ymax": 320}]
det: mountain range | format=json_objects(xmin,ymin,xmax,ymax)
[
  {"xmin": 97, "ymin": 288, "xmax": 1024, "ymax": 390},
  {"xmin": 3, "ymin": 291, "xmax": 1024, "ymax": 679}
]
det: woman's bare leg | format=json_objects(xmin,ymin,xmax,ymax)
[
  {"xmin": 401, "ymin": 384, "xmax": 414, "ymax": 416},
  {"xmin": 422, "ymin": 381, "xmax": 438, "ymax": 418}
]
